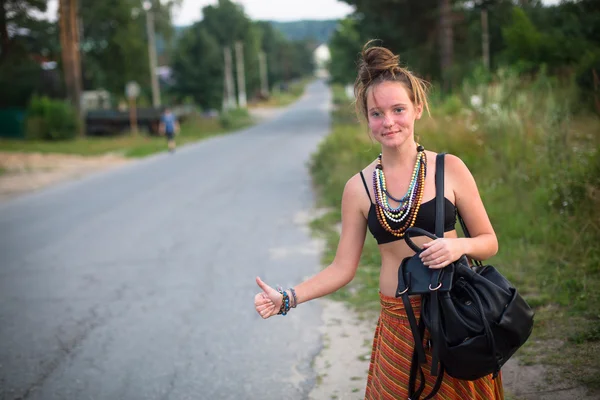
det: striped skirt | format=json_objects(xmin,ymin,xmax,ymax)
[{"xmin": 365, "ymin": 292, "xmax": 504, "ymax": 399}]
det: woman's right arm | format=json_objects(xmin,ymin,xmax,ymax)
[{"xmin": 255, "ymin": 175, "xmax": 368, "ymax": 318}]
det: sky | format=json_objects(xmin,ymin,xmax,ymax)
[{"xmin": 43, "ymin": 0, "xmax": 355, "ymax": 25}]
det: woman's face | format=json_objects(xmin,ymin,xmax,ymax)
[{"xmin": 366, "ymin": 80, "xmax": 423, "ymax": 148}]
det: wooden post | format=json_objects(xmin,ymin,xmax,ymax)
[
  {"xmin": 234, "ymin": 41, "xmax": 247, "ymax": 108},
  {"xmin": 59, "ymin": 0, "xmax": 84, "ymax": 136},
  {"xmin": 129, "ymin": 97, "xmax": 138, "ymax": 135},
  {"xmin": 144, "ymin": 1, "xmax": 161, "ymax": 107},
  {"xmin": 481, "ymin": 8, "xmax": 490, "ymax": 71},
  {"xmin": 223, "ymin": 47, "xmax": 236, "ymax": 110},
  {"xmin": 126, "ymin": 81, "xmax": 140, "ymax": 135},
  {"xmin": 259, "ymin": 51, "xmax": 269, "ymax": 98}
]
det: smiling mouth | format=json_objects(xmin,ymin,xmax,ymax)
[{"xmin": 382, "ymin": 131, "xmax": 399, "ymax": 136}]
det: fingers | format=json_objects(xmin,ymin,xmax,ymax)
[
  {"xmin": 255, "ymin": 276, "xmax": 272, "ymax": 293},
  {"xmin": 420, "ymin": 247, "xmax": 444, "ymax": 263},
  {"xmin": 254, "ymin": 291, "xmax": 278, "ymax": 319},
  {"xmin": 254, "ymin": 292, "xmax": 269, "ymax": 306},
  {"xmin": 427, "ymin": 257, "xmax": 451, "ymax": 269},
  {"xmin": 419, "ymin": 239, "xmax": 439, "ymax": 257},
  {"xmin": 258, "ymin": 305, "xmax": 276, "ymax": 319},
  {"xmin": 254, "ymin": 294, "xmax": 276, "ymax": 319},
  {"xmin": 420, "ymin": 243, "xmax": 450, "ymax": 268}
]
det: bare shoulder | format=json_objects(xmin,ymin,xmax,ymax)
[
  {"xmin": 344, "ymin": 172, "xmax": 366, "ymax": 195},
  {"xmin": 424, "ymin": 151, "xmax": 472, "ymax": 181},
  {"xmin": 442, "ymin": 153, "xmax": 483, "ymax": 206},
  {"xmin": 342, "ymin": 164, "xmax": 376, "ymax": 217},
  {"xmin": 444, "ymin": 153, "xmax": 473, "ymax": 181},
  {"xmin": 343, "ymin": 171, "xmax": 369, "ymax": 206}
]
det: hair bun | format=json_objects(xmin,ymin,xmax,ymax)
[
  {"xmin": 362, "ymin": 45, "xmax": 399, "ymax": 72},
  {"xmin": 357, "ymin": 40, "xmax": 400, "ymax": 85}
]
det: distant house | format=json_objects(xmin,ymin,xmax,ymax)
[{"xmin": 313, "ymin": 44, "xmax": 330, "ymax": 79}]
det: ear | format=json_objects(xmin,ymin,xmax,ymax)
[{"xmin": 415, "ymin": 102, "xmax": 424, "ymax": 120}]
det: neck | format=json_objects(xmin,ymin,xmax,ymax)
[{"xmin": 380, "ymin": 140, "xmax": 418, "ymax": 169}]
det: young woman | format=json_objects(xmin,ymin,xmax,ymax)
[{"xmin": 254, "ymin": 42, "xmax": 503, "ymax": 399}]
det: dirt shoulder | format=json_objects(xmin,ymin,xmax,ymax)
[{"xmin": 0, "ymin": 151, "xmax": 132, "ymax": 202}]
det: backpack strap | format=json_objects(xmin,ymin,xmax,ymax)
[
  {"xmin": 408, "ymin": 153, "xmax": 447, "ymax": 400},
  {"xmin": 435, "ymin": 153, "xmax": 446, "ymax": 238}
]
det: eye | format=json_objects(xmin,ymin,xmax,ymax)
[
  {"xmin": 370, "ymin": 111, "xmax": 381, "ymax": 118},
  {"xmin": 394, "ymin": 107, "xmax": 405, "ymax": 113}
]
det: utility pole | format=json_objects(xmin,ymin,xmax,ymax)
[
  {"xmin": 223, "ymin": 46, "xmax": 236, "ymax": 110},
  {"xmin": 438, "ymin": 0, "xmax": 454, "ymax": 93},
  {"xmin": 234, "ymin": 41, "xmax": 247, "ymax": 108},
  {"xmin": 258, "ymin": 51, "xmax": 269, "ymax": 98},
  {"xmin": 144, "ymin": 1, "xmax": 161, "ymax": 108},
  {"xmin": 59, "ymin": 0, "xmax": 83, "ymax": 136},
  {"xmin": 481, "ymin": 7, "xmax": 490, "ymax": 71}
]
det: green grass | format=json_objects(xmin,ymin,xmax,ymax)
[
  {"xmin": 309, "ymin": 79, "xmax": 600, "ymax": 392},
  {"xmin": 0, "ymin": 110, "xmax": 254, "ymax": 158}
]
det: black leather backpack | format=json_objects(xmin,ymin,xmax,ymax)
[{"xmin": 395, "ymin": 153, "xmax": 535, "ymax": 399}]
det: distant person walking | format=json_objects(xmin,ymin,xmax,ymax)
[{"xmin": 159, "ymin": 108, "xmax": 180, "ymax": 153}]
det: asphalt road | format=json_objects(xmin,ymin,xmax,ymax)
[{"xmin": 0, "ymin": 80, "xmax": 333, "ymax": 400}]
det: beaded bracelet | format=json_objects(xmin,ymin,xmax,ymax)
[
  {"xmin": 289, "ymin": 287, "xmax": 298, "ymax": 308},
  {"xmin": 276, "ymin": 287, "xmax": 291, "ymax": 316}
]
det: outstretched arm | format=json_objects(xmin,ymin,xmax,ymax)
[{"xmin": 255, "ymin": 175, "xmax": 368, "ymax": 319}]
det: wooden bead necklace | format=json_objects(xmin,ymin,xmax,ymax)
[{"xmin": 373, "ymin": 145, "xmax": 427, "ymax": 238}]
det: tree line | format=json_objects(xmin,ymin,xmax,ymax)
[
  {"xmin": 0, "ymin": 0, "xmax": 316, "ymax": 112},
  {"xmin": 329, "ymin": 0, "xmax": 600, "ymax": 110}
]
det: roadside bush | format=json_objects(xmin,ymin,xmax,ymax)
[
  {"xmin": 25, "ymin": 96, "xmax": 79, "ymax": 141},
  {"xmin": 219, "ymin": 107, "xmax": 251, "ymax": 130},
  {"xmin": 439, "ymin": 94, "xmax": 463, "ymax": 116}
]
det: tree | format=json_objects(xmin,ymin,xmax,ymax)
[
  {"xmin": 0, "ymin": 0, "xmax": 47, "ymax": 63},
  {"xmin": 79, "ymin": 0, "xmax": 176, "ymax": 99},
  {"xmin": 501, "ymin": 7, "xmax": 542, "ymax": 69},
  {"xmin": 0, "ymin": 0, "xmax": 58, "ymax": 107},
  {"xmin": 439, "ymin": 0, "xmax": 454, "ymax": 92},
  {"xmin": 328, "ymin": 17, "xmax": 362, "ymax": 85},
  {"xmin": 170, "ymin": 24, "xmax": 223, "ymax": 109},
  {"xmin": 254, "ymin": 21, "xmax": 287, "ymax": 89},
  {"xmin": 201, "ymin": 0, "xmax": 261, "ymax": 102},
  {"xmin": 59, "ymin": 0, "xmax": 83, "ymax": 134},
  {"xmin": 337, "ymin": 0, "xmax": 441, "ymax": 82},
  {"xmin": 79, "ymin": 0, "xmax": 148, "ymax": 97}
]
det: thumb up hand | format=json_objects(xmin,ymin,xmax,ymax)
[{"xmin": 254, "ymin": 277, "xmax": 282, "ymax": 319}]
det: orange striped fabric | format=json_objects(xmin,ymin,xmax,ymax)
[{"xmin": 365, "ymin": 292, "xmax": 504, "ymax": 400}]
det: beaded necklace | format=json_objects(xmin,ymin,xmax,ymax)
[{"xmin": 373, "ymin": 145, "xmax": 427, "ymax": 238}]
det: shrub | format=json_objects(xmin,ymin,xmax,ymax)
[
  {"xmin": 439, "ymin": 94, "xmax": 463, "ymax": 116},
  {"xmin": 219, "ymin": 107, "xmax": 251, "ymax": 130},
  {"xmin": 25, "ymin": 96, "xmax": 79, "ymax": 141}
]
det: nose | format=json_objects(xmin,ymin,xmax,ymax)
[{"xmin": 383, "ymin": 114, "xmax": 394, "ymax": 127}]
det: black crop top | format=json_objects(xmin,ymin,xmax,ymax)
[{"xmin": 360, "ymin": 171, "xmax": 457, "ymax": 245}]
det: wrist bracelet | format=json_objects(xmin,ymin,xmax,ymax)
[
  {"xmin": 276, "ymin": 287, "xmax": 290, "ymax": 316},
  {"xmin": 289, "ymin": 287, "xmax": 297, "ymax": 308}
]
